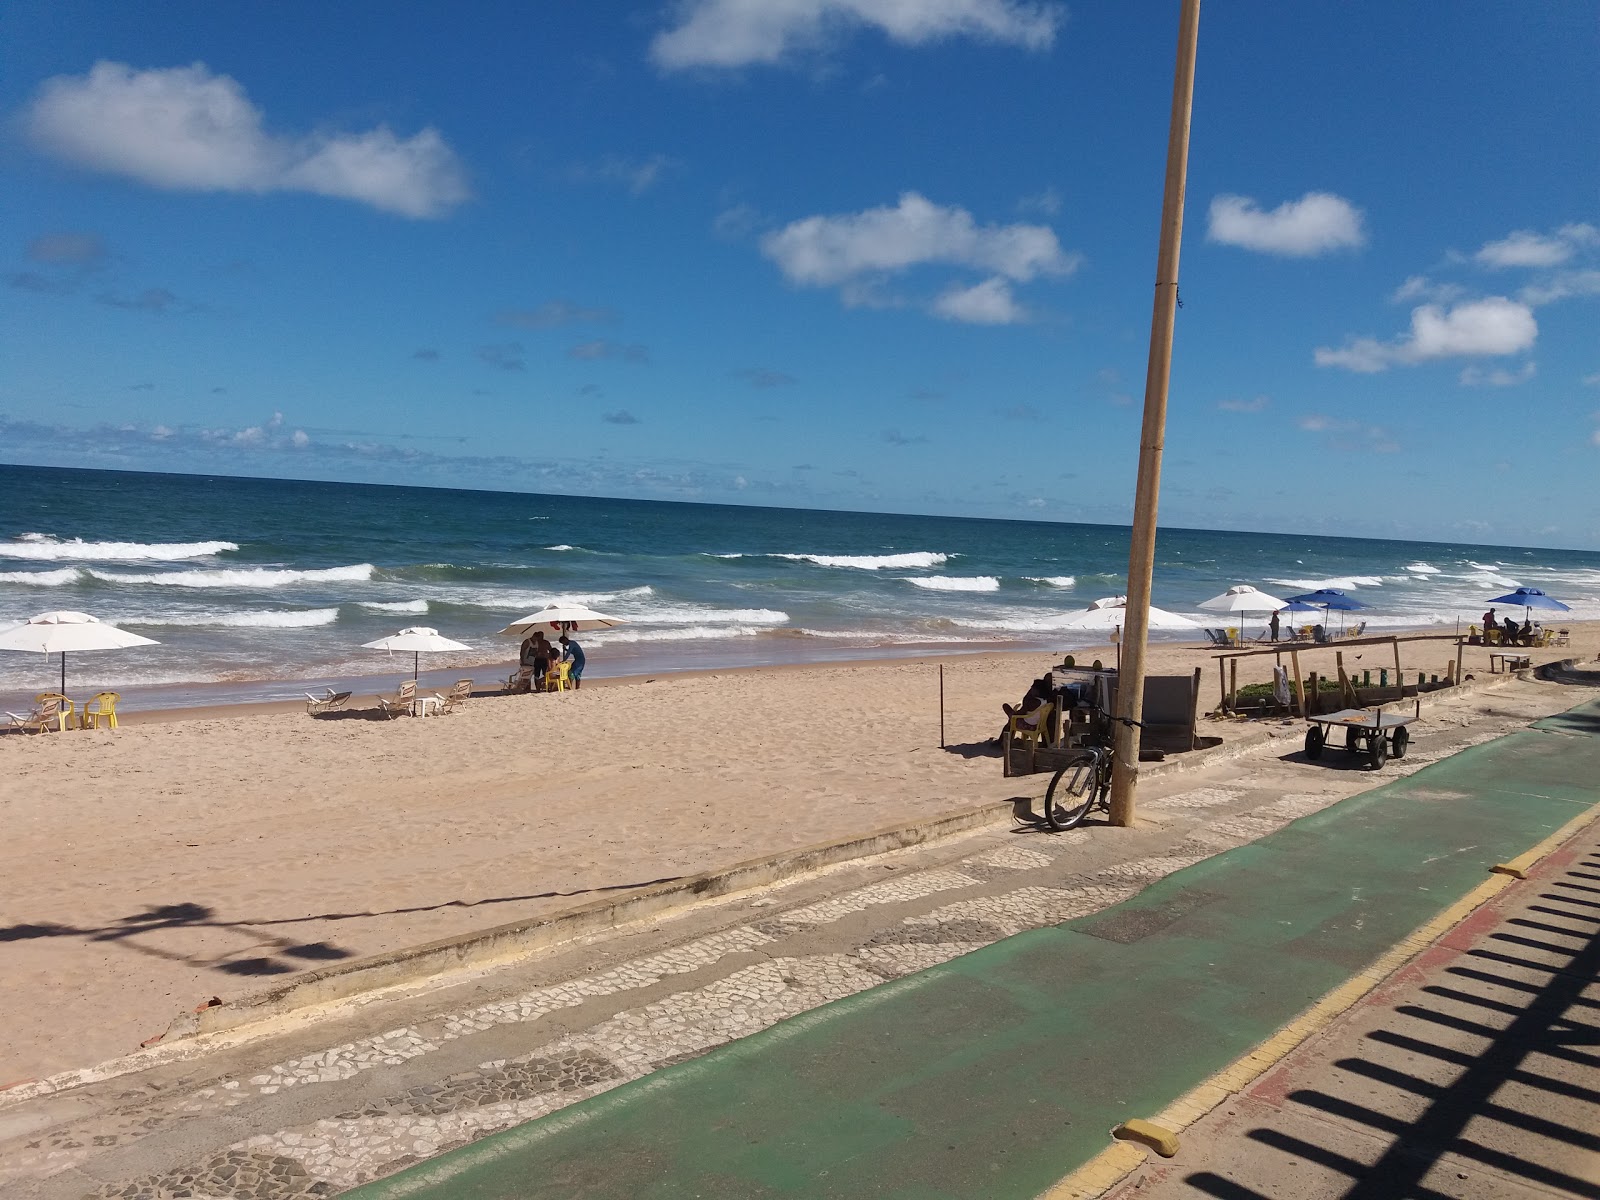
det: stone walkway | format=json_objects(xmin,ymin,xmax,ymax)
[{"xmin": 0, "ymin": 680, "xmax": 1582, "ymax": 1199}]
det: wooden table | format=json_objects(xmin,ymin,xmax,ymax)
[{"xmin": 1489, "ymin": 652, "xmax": 1532, "ymax": 674}]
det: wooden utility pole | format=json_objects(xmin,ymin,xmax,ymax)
[{"xmin": 1109, "ymin": 0, "xmax": 1202, "ymax": 827}]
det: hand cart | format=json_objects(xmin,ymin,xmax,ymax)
[{"xmin": 1303, "ymin": 702, "xmax": 1417, "ymax": 770}]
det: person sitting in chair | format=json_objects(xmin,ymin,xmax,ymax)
[{"xmin": 997, "ymin": 675, "xmax": 1055, "ymax": 746}]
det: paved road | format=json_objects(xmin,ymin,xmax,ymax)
[{"xmin": 1, "ymin": 683, "xmax": 1592, "ymax": 1200}]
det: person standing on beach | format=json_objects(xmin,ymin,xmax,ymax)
[
  {"xmin": 1483, "ymin": 609, "xmax": 1498, "ymax": 642},
  {"xmin": 1268, "ymin": 609, "xmax": 1281, "ymax": 643},
  {"xmin": 559, "ymin": 634, "xmax": 585, "ymax": 689}
]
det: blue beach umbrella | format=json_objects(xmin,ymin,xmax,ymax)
[
  {"xmin": 1286, "ymin": 588, "xmax": 1371, "ymax": 612},
  {"xmin": 1484, "ymin": 587, "xmax": 1570, "ymax": 621}
]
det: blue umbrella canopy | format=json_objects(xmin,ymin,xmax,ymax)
[
  {"xmin": 1281, "ymin": 600, "xmax": 1321, "ymax": 614},
  {"xmin": 1286, "ymin": 588, "xmax": 1371, "ymax": 612},
  {"xmin": 1485, "ymin": 587, "xmax": 1570, "ymax": 613}
]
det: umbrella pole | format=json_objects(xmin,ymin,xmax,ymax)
[
  {"xmin": 414, "ymin": 651, "xmax": 420, "ymax": 681},
  {"xmin": 61, "ymin": 652, "xmax": 67, "ymax": 696}
]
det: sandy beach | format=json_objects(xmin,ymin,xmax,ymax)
[{"xmin": 2, "ymin": 624, "xmax": 1595, "ymax": 1083}]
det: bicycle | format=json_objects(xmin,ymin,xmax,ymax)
[{"xmin": 1038, "ymin": 715, "xmax": 1143, "ymax": 832}]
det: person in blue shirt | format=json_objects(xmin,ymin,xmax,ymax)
[{"xmin": 558, "ymin": 634, "xmax": 586, "ymax": 689}]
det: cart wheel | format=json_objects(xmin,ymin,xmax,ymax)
[
  {"xmin": 1368, "ymin": 734, "xmax": 1388, "ymax": 769},
  {"xmin": 1391, "ymin": 726, "xmax": 1409, "ymax": 759},
  {"xmin": 1304, "ymin": 726, "xmax": 1325, "ymax": 760},
  {"xmin": 1344, "ymin": 725, "xmax": 1361, "ymax": 752}
]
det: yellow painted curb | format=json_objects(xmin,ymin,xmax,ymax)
[
  {"xmin": 1491, "ymin": 849, "xmax": 1540, "ymax": 880},
  {"xmin": 1036, "ymin": 798, "xmax": 1600, "ymax": 1200}
]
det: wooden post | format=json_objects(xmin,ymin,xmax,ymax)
[
  {"xmin": 1107, "ymin": 0, "xmax": 1202, "ymax": 829},
  {"xmin": 939, "ymin": 663, "xmax": 945, "ymax": 749},
  {"xmin": 1228, "ymin": 658, "xmax": 1238, "ymax": 710},
  {"xmin": 1392, "ymin": 637, "xmax": 1404, "ymax": 701},
  {"xmin": 1336, "ymin": 651, "xmax": 1355, "ymax": 708},
  {"xmin": 1309, "ymin": 671, "xmax": 1319, "ymax": 716},
  {"xmin": 1289, "ymin": 648, "xmax": 1306, "ymax": 717},
  {"xmin": 1455, "ymin": 638, "xmax": 1464, "ymax": 687},
  {"xmin": 1219, "ymin": 658, "xmax": 1227, "ymax": 710}
]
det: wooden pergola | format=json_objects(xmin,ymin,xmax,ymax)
[{"xmin": 1212, "ymin": 632, "xmax": 1469, "ymax": 716}]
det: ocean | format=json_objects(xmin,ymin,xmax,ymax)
[{"xmin": 3, "ymin": 463, "xmax": 1598, "ymax": 708}]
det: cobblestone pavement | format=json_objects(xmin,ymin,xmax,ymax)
[{"xmin": 0, "ymin": 681, "xmax": 1578, "ymax": 1199}]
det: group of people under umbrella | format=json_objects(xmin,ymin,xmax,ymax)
[{"xmin": 0, "ymin": 601, "xmax": 627, "ymax": 724}]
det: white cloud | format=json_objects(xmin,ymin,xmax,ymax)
[
  {"xmin": 1519, "ymin": 268, "xmax": 1600, "ymax": 307},
  {"xmin": 1475, "ymin": 223, "xmax": 1598, "ymax": 269},
  {"xmin": 569, "ymin": 153, "xmax": 680, "ymax": 196},
  {"xmin": 1314, "ymin": 297, "xmax": 1537, "ymax": 373},
  {"xmin": 1217, "ymin": 395, "xmax": 1269, "ymax": 412},
  {"xmin": 1206, "ymin": 191, "xmax": 1365, "ymax": 257},
  {"xmin": 932, "ymin": 277, "xmax": 1023, "ymax": 324},
  {"xmin": 25, "ymin": 61, "xmax": 467, "ymax": 218},
  {"xmin": 1459, "ymin": 362, "xmax": 1536, "ymax": 387},
  {"xmin": 1297, "ymin": 414, "xmax": 1399, "ymax": 454},
  {"xmin": 761, "ymin": 191, "xmax": 1074, "ymax": 286},
  {"xmin": 1390, "ymin": 275, "xmax": 1464, "ymax": 305},
  {"xmin": 1583, "ymin": 372, "xmax": 1600, "ymax": 387},
  {"xmin": 651, "ymin": 0, "xmax": 1062, "ymax": 69}
]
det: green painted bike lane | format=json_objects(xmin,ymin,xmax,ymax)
[{"xmin": 353, "ymin": 699, "xmax": 1600, "ymax": 1200}]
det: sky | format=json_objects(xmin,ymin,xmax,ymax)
[{"xmin": 1, "ymin": 2, "xmax": 1597, "ymax": 548}]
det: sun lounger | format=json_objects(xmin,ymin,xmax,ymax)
[
  {"xmin": 305, "ymin": 688, "xmax": 353, "ymax": 716},
  {"xmin": 503, "ymin": 666, "xmax": 534, "ymax": 694}
]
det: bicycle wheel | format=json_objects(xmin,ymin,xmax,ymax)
[{"xmin": 1044, "ymin": 753, "xmax": 1103, "ymax": 831}]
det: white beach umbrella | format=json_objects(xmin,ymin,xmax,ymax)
[
  {"xmin": 498, "ymin": 603, "xmax": 626, "ymax": 638},
  {"xmin": 1197, "ymin": 585, "xmax": 1289, "ymax": 615},
  {"xmin": 1058, "ymin": 597, "xmax": 1200, "ymax": 632},
  {"xmin": 0, "ymin": 610, "xmax": 159, "ymax": 694},
  {"xmin": 361, "ymin": 626, "xmax": 472, "ymax": 680}
]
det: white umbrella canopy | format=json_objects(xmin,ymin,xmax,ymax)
[
  {"xmin": 1058, "ymin": 597, "xmax": 1200, "ymax": 631},
  {"xmin": 498, "ymin": 603, "xmax": 626, "ymax": 638},
  {"xmin": 1197, "ymin": 584, "xmax": 1289, "ymax": 614},
  {"xmin": 0, "ymin": 610, "xmax": 159, "ymax": 693},
  {"xmin": 361, "ymin": 626, "xmax": 472, "ymax": 679}
]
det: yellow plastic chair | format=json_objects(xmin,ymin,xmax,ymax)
[
  {"xmin": 544, "ymin": 660, "xmax": 572, "ymax": 693},
  {"xmin": 34, "ymin": 692, "xmax": 76, "ymax": 731},
  {"xmin": 81, "ymin": 691, "xmax": 121, "ymax": 729},
  {"xmin": 1006, "ymin": 701, "xmax": 1056, "ymax": 774},
  {"xmin": 1487, "ymin": 629, "xmax": 1501, "ymax": 645}
]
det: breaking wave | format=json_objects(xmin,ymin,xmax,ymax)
[
  {"xmin": 2, "ymin": 534, "xmax": 239, "ymax": 561},
  {"xmin": 85, "ymin": 564, "xmax": 377, "ymax": 588},
  {"xmin": 361, "ymin": 600, "xmax": 430, "ymax": 613},
  {"xmin": 1265, "ymin": 575, "xmax": 1385, "ymax": 591},
  {"xmin": 1024, "ymin": 576, "xmax": 1077, "ymax": 588},
  {"xmin": 1404, "ymin": 562, "xmax": 1440, "ymax": 574},
  {"xmin": 0, "ymin": 567, "xmax": 81, "ymax": 586},
  {"xmin": 905, "ymin": 576, "xmax": 1000, "ymax": 592},
  {"xmin": 773, "ymin": 551, "xmax": 948, "ymax": 570},
  {"xmin": 123, "ymin": 608, "xmax": 341, "ymax": 629}
]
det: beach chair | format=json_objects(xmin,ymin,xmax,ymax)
[
  {"xmin": 35, "ymin": 692, "xmax": 76, "ymax": 731},
  {"xmin": 544, "ymin": 660, "xmax": 572, "ymax": 693},
  {"xmin": 1203, "ymin": 629, "xmax": 1227, "ymax": 648},
  {"xmin": 1556, "ymin": 628, "xmax": 1570, "ymax": 647},
  {"xmin": 305, "ymin": 688, "xmax": 353, "ymax": 716},
  {"xmin": 503, "ymin": 665, "xmax": 534, "ymax": 694},
  {"xmin": 378, "ymin": 679, "xmax": 417, "ymax": 719},
  {"xmin": 81, "ymin": 691, "xmax": 122, "ymax": 729},
  {"xmin": 1347, "ymin": 621, "xmax": 1367, "ymax": 638},
  {"xmin": 6, "ymin": 696, "xmax": 66, "ymax": 734},
  {"xmin": 434, "ymin": 679, "xmax": 473, "ymax": 714},
  {"xmin": 1005, "ymin": 701, "xmax": 1056, "ymax": 775}
]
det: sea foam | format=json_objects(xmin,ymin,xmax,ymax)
[
  {"xmin": 1024, "ymin": 576, "xmax": 1077, "ymax": 588},
  {"xmin": 361, "ymin": 600, "xmax": 430, "ymax": 613},
  {"xmin": 2, "ymin": 535, "xmax": 239, "ymax": 561},
  {"xmin": 1266, "ymin": 575, "xmax": 1385, "ymax": 591}
]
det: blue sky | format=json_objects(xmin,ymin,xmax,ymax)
[{"xmin": 2, "ymin": 2, "xmax": 1597, "ymax": 547}]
